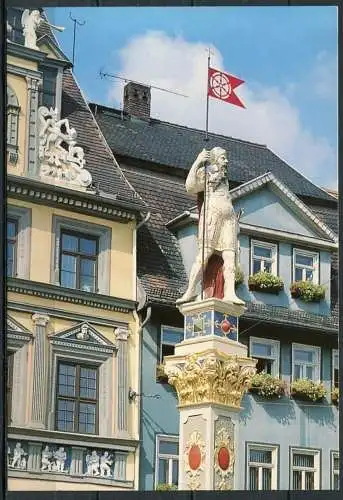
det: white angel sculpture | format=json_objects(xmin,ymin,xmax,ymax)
[{"xmin": 21, "ymin": 10, "xmax": 42, "ymax": 50}]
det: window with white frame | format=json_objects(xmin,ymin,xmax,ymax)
[
  {"xmin": 246, "ymin": 444, "xmax": 278, "ymax": 490},
  {"xmin": 293, "ymin": 249, "xmax": 319, "ymax": 284},
  {"xmin": 155, "ymin": 435, "xmax": 179, "ymax": 488},
  {"xmin": 292, "ymin": 344, "xmax": 320, "ymax": 382},
  {"xmin": 160, "ymin": 326, "xmax": 184, "ymax": 362},
  {"xmin": 332, "ymin": 349, "xmax": 339, "ymax": 389},
  {"xmin": 7, "ymin": 205, "xmax": 31, "ymax": 280},
  {"xmin": 331, "ymin": 452, "xmax": 339, "ymax": 490},
  {"xmin": 249, "ymin": 337, "xmax": 280, "ymax": 377},
  {"xmin": 251, "ymin": 240, "xmax": 277, "ymax": 275},
  {"xmin": 290, "ymin": 448, "xmax": 320, "ymax": 490}
]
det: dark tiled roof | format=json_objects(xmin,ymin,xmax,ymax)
[{"xmin": 91, "ymin": 105, "xmax": 334, "ymax": 203}]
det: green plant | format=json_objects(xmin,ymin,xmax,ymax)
[
  {"xmin": 249, "ymin": 372, "xmax": 286, "ymax": 399},
  {"xmin": 331, "ymin": 387, "xmax": 339, "ymax": 406},
  {"xmin": 155, "ymin": 483, "xmax": 178, "ymax": 491},
  {"xmin": 248, "ymin": 271, "xmax": 284, "ymax": 294},
  {"xmin": 291, "ymin": 378, "xmax": 326, "ymax": 402},
  {"xmin": 290, "ymin": 281, "xmax": 326, "ymax": 302},
  {"xmin": 235, "ymin": 267, "xmax": 244, "ymax": 287}
]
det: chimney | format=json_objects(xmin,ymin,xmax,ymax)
[{"xmin": 123, "ymin": 82, "xmax": 151, "ymax": 119}]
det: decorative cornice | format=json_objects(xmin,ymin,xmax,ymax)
[
  {"xmin": 164, "ymin": 350, "xmax": 256, "ymax": 409},
  {"xmin": 7, "ymin": 278, "xmax": 136, "ymax": 314},
  {"xmin": 7, "ymin": 41, "xmax": 47, "ymax": 63},
  {"xmin": 7, "ymin": 63, "xmax": 42, "ymax": 80},
  {"xmin": 50, "ymin": 339, "xmax": 115, "ymax": 356},
  {"xmin": 7, "ymin": 175, "xmax": 144, "ymax": 221}
]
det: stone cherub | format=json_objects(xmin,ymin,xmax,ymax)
[{"xmin": 177, "ymin": 147, "xmax": 244, "ymax": 306}]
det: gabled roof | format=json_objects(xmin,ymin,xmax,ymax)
[
  {"xmin": 229, "ymin": 172, "xmax": 338, "ymax": 244},
  {"xmin": 50, "ymin": 322, "xmax": 117, "ymax": 354},
  {"xmin": 90, "ymin": 104, "xmax": 335, "ymax": 203}
]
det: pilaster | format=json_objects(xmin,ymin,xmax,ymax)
[
  {"xmin": 114, "ymin": 327, "xmax": 130, "ymax": 437},
  {"xmin": 30, "ymin": 314, "xmax": 50, "ymax": 429}
]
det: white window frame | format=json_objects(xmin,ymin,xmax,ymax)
[
  {"xmin": 293, "ymin": 248, "xmax": 319, "ymax": 284},
  {"xmin": 51, "ymin": 216, "xmax": 111, "ymax": 295},
  {"xmin": 249, "ymin": 337, "xmax": 280, "ymax": 377},
  {"xmin": 160, "ymin": 325, "xmax": 184, "ymax": 363},
  {"xmin": 290, "ymin": 447, "xmax": 320, "ymax": 490},
  {"xmin": 251, "ymin": 240, "xmax": 277, "ymax": 275},
  {"xmin": 331, "ymin": 451, "xmax": 339, "ymax": 490},
  {"xmin": 332, "ymin": 349, "xmax": 339, "ymax": 389},
  {"xmin": 155, "ymin": 434, "xmax": 179, "ymax": 488},
  {"xmin": 7, "ymin": 205, "xmax": 31, "ymax": 280},
  {"xmin": 246, "ymin": 443, "xmax": 278, "ymax": 490},
  {"xmin": 292, "ymin": 343, "xmax": 321, "ymax": 382}
]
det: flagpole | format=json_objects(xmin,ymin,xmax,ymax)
[{"xmin": 201, "ymin": 48, "xmax": 211, "ymax": 300}]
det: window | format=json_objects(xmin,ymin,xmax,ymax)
[
  {"xmin": 55, "ymin": 362, "xmax": 98, "ymax": 434},
  {"xmin": 249, "ymin": 337, "xmax": 280, "ymax": 377},
  {"xmin": 7, "ymin": 219, "xmax": 18, "ymax": 277},
  {"xmin": 160, "ymin": 326, "xmax": 184, "ymax": 362},
  {"xmin": 293, "ymin": 249, "xmax": 319, "ymax": 284},
  {"xmin": 332, "ymin": 349, "xmax": 339, "ymax": 389},
  {"xmin": 60, "ymin": 232, "xmax": 98, "ymax": 292},
  {"xmin": 251, "ymin": 240, "xmax": 277, "ymax": 275},
  {"xmin": 247, "ymin": 444, "xmax": 278, "ymax": 490},
  {"xmin": 292, "ymin": 344, "xmax": 320, "ymax": 382},
  {"xmin": 155, "ymin": 435, "xmax": 179, "ymax": 488},
  {"xmin": 7, "ymin": 352, "xmax": 15, "ymax": 425},
  {"xmin": 38, "ymin": 66, "xmax": 58, "ymax": 108},
  {"xmin": 290, "ymin": 448, "xmax": 320, "ymax": 490},
  {"xmin": 331, "ymin": 452, "xmax": 339, "ymax": 490},
  {"xmin": 6, "ymin": 8, "xmax": 25, "ymax": 44}
]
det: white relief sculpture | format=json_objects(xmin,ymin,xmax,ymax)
[
  {"xmin": 85, "ymin": 450, "xmax": 100, "ymax": 476},
  {"xmin": 11, "ymin": 442, "xmax": 27, "ymax": 469},
  {"xmin": 7, "ymin": 446, "xmax": 11, "ymax": 467},
  {"xmin": 41, "ymin": 445, "xmax": 53, "ymax": 472},
  {"xmin": 177, "ymin": 147, "xmax": 244, "ymax": 306},
  {"xmin": 21, "ymin": 10, "xmax": 65, "ymax": 51},
  {"xmin": 7, "ymin": 21, "xmax": 13, "ymax": 41},
  {"xmin": 38, "ymin": 106, "xmax": 92, "ymax": 189},
  {"xmin": 21, "ymin": 10, "xmax": 42, "ymax": 50},
  {"xmin": 54, "ymin": 447, "xmax": 67, "ymax": 472},
  {"xmin": 76, "ymin": 324, "xmax": 90, "ymax": 341},
  {"xmin": 100, "ymin": 451, "xmax": 113, "ymax": 477}
]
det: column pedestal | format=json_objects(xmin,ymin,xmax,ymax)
[{"xmin": 164, "ymin": 298, "xmax": 256, "ymax": 491}]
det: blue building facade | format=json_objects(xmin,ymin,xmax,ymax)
[{"xmin": 91, "ymin": 86, "xmax": 339, "ymax": 492}]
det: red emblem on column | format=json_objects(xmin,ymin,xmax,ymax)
[
  {"xmin": 217, "ymin": 446, "xmax": 230, "ymax": 471},
  {"xmin": 188, "ymin": 445, "xmax": 201, "ymax": 470}
]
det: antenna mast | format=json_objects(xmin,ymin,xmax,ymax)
[{"xmin": 69, "ymin": 12, "xmax": 85, "ymax": 67}]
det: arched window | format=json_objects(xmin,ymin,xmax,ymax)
[{"xmin": 7, "ymin": 85, "xmax": 20, "ymax": 164}]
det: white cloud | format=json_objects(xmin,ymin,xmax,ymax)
[
  {"xmin": 108, "ymin": 31, "xmax": 337, "ymax": 189},
  {"xmin": 311, "ymin": 50, "xmax": 338, "ymax": 101}
]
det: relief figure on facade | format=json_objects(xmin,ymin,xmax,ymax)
[
  {"xmin": 10, "ymin": 442, "xmax": 27, "ymax": 469},
  {"xmin": 177, "ymin": 147, "xmax": 244, "ymax": 306},
  {"xmin": 100, "ymin": 451, "xmax": 113, "ymax": 477},
  {"xmin": 85, "ymin": 450, "xmax": 100, "ymax": 476}
]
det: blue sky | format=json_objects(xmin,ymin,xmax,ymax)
[{"xmin": 48, "ymin": 6, "xmax": 338, "ymax": 189}]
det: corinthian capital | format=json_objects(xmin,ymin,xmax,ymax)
[{"xmin": 32, "ymin": 314, "xmax": 50, "ymax": 327}]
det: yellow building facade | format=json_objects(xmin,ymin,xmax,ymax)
[{"xmin": 6, "ymin": 8, "xmax": 144, "ymax": 491}]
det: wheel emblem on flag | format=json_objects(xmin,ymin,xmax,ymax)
[{"xmin": 210, "ymin": 71, "xmax": 232, "ymax": 100}]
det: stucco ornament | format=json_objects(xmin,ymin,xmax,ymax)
[
  {"xmin": 165, "ymin": 352, "xmax": 256, "ymax": 408},
  {"xmin": 100, "ymin": 451, "xmax": 113, "ymax": 477},
  {"xmin": 214, "ymin": 419, "xmax": 235, "ymax": 490},
  {"xmin": 54, "ymin": 447, "xmax": 67, "ymax": 472},
  {"xmin": 177, "ymin": 147, "xmax": 243, "ymax": 306},
  {"xmin": 85, "ymin": 450, "xmax": 101, "ymax": 476},
  {"xmin": 38, "ymin": 106, "xmax": 93, "ymax": 189},
  {"xmin": 21, "ymin": 10, "xmax": 42, "ymax": 50},
  {"xmin": 10, "ymin": 442, "xmax": 27, "ymax": 469},
  {"xmin": 184, "ymin": 431, "xmax": 206, "ymax": 490}
]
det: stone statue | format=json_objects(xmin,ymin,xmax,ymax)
[
  {"xmin": 85, "ymin": 450, "xmax": 100, "ymax": 476},
  {"xmin": 38, "ymin": 106, "xmax": 92, "ymax": 188},
  {"xmin": 54, "ymin": 447, "xmax": 67, "ymax": 472},
  {"xmin": 100, "ymin": 451, "xmax": 113, "ymax": 477},
  {"xmin": 177, "ymin": 147, "xmax": 244, "ymax": 306},
  {"xmin": 21, "ymin": 10, "xmax": 42, "ymax": 50},
  {"xmin": 11, "ymin": 442, "xmax": 27, "ymax": 469},
  {"xmin": 41, "ymin": 445, "xmax": 53, "ymax": 472}
]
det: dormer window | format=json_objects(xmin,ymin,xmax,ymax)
[
  {"xmin": 6, "ymin": 8, "xmax": 25, "ymax": 45},
  {"xmin": 39, "ymin": 65, "xmax": 58, "ymax": 108}
]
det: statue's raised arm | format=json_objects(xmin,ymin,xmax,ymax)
[{"xmin": 185, "ymin": 149, "xmax": 210, "ymax": 194}]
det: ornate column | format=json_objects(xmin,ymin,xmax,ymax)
[
  {"xmin": 70, "ymin": 446, "xmax": 87, "ymax": 476},
  {"xmin": 30, "ymin": 314, "xmax": 50, "ymax": 429},
  {"xmin": 113, "ymin": 452, "xmax": 128, "ymax": 481},
  {"xmin": 164, "ymin": 298, "xmax": 256, "ymax": 491},
  {"xmin": 114, "ymin": 327, "xmax": 130, "ymax": 438},
  {"xmin": 27, "ymin": 442, "xmax": 42, "ymax": 472}
]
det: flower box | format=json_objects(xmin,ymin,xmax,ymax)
[
  {"xmin": 249, "ymin": 372, "xmax": 286, "ymax": 399},
  {"xmin": 156, "ymin": 483, "xmax": 178, "ymax": 491},
  {"xmin": 235, "ymin": 267, "xmax": 244, "ymax": 287},
  {"xmin": 290, "ymin": 281, "xmax": 325, "ymax": 303},
  {"xmin": 248, "ymin": 272, "xmax": 284, "ymax": 294},
  {"xmin": 291, "ymin": 379, "xmax": 326, "ymax": 403}
]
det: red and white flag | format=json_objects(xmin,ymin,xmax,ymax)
[{"xmin": 208, "ymin": 67, "xmax": 245, "ymax": 108}]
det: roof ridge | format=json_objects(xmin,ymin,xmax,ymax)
[{"xmin": 90, "ymin": 102, "xmax": 268, "ymax": 149}]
